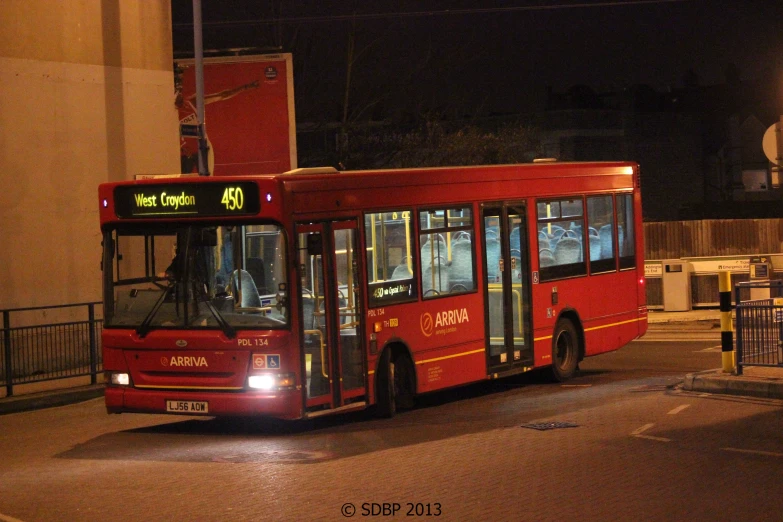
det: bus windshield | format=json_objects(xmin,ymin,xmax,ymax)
[{"xmin": 103, "ymin": 223, "xmax": 288, "ymax": 334}]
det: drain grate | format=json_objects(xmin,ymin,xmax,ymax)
[{"xmin": 519, "ymin": 421, "xmax": 579, "ymax": 431}]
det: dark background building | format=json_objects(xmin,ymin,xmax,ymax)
[{"xmin": 171, "ymin": 0, "xmax": 783, "ymax": 222}]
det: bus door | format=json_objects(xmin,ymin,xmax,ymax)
[
  {"xmin": 297, "ymin": 220, "xmax": 366, "ymax": 412},
  {"xmin": 482, "ymin": 204, "xmax": 533, "ymax": 372}
]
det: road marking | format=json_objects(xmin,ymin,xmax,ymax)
[
  {"xmin": 631, "ymin": 423, "xmax": 672, "ymax": 442},
  {"xmin": 667, "ymin": 404, "xmax": 691, "ymax": 415},
  {"xmin": 634, "ymin": 434, "xmax": 672, "ymax": 442},
  {"xmin": 631, "ymin": 423, "xmax": 655, "ymax": 435},
  {"xmin": 0, "ymin": 512, "xmax": 26, "ymax": 522},
  {"xmin": 695, "ymin": 345, "xmax": 722, "ymax": 352},
  {"xmin": 722, "ymin": 447, "xmax": 783, "ymax": 458}
]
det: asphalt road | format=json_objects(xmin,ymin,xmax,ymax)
[{"xmin": 2, "ymin": 326, "xmax": 783, "ymax": 521}]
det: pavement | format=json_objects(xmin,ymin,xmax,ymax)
[
  {"xmin": 649, "ymin": 308, "xmax": 783, "ymax": 400},
  {"xmin": 0, "ymin": 383, "xmax": 105, "ymax": 415},
  {"xmin": 2, "ymin": 308, "xmax": 782, "ymax": 415}
]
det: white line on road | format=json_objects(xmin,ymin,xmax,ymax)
[
  {"xmin": 695, "ymin": 345, "xmax": 722, "ymax": 352},
  {"xmin": 631, "ymin": 423, "xmax": 655, "ymax": 435},
  {"xmin": 722, "ymin": 447, "xmax": 783, "ymax": 458},
  {"xmin": 631, "ymin": 423, "xmax": 672, "ymax": 442},
  {"xmin": 634, "ymin": 434, "xmax": 672, "ymax": 442},
  {"xmin": 0, "ymin": 512, "xmax": 26, "ymax": 522},
  {"xmin": 667, "ymin": 404, "xmax": 691, "ymax": 415}
]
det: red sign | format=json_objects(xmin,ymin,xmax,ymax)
[
  {"xmin": 176, "ymin": 54, "xmax": 297, "ymax": 176},
  {"xmin": 253, "ymin": 354, "xmax": 266, "ymax": 370}
]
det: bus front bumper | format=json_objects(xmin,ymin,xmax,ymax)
[{"xmin": 105, "ymin": 386, "xmax": 303, "ymax": 419}]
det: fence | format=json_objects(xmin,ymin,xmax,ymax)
[
  {"xmin": 644, "ymin": 219, "xmax": 783, "ymax": 260},
  {"xmin": 644, "ymin": 219, "xmax": 783, "ymax": 309},
  {"xmin": 1, "ymin": 302, "xmax": 103, "ymax": 397},
  {"xmin": 734, "ymin": 281, "xmax": 783, "ymax": 376}
]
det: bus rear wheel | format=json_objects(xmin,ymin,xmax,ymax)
[{"xmin": 550, "ymin": 318, "xmax": 579, "ymax": 382}]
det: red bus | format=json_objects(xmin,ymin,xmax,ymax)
[{"xmin": 98, "ymin": 161, "xmax": 647, "ymax": 419}]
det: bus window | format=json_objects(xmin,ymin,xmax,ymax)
[
  {"xmin": 365, "ymin": 210, "xmax": 417, "ymax": 307},
  {"xmin": 617, "ymin": 194, "xmax": 636, "ymax": 270},
  {"xmin": 537, "ymin": 198, "xmax": 586, "ymax": 280},
  {"xmin": 245, "ymin": 224, "xmax": 287, "ymax": 297},
  {"xmin": 104, "ymin": 224, "xmax": 288, "ymax": 331},
  {"xmin": 419, "ymin": 206, "xmax": 475, "ymax": 298},
  {"xmin": 586, "ymin": 195, "xmax": 616, "ymax": 274}
]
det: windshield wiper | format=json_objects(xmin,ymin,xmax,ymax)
[
  {"xmin": 195, "ymin": 283, "xmax": 236, "ymax": 339},
  {"xmin": 136, "ymin": 282, "xmax": 175, "ymax": 338}
]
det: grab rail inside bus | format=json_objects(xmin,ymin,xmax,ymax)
[{"xmin": 304, "ymin": 329, "xmax": 328, "ymax": 378}]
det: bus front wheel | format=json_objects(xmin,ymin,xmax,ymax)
[
  {"xmin": 375, "ymin": 350, "xmax": 415, "ymax": 418},
  {"xmin": 550, "ymin": 319, "xmax": 579, "ymax": 382},
  {"xmin": 375, "ymin": 350, "xmax": 396, "ymax": 418}
]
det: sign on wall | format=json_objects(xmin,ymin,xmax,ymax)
[{"xmin": 176, "ymin": 54, "xmax": 297, "ymax": 176}]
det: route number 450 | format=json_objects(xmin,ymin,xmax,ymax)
[{"xmin": 221, "ymin": 187, "xmax": 244, "ymax": 210}]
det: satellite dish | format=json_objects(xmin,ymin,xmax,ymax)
[{"xmin": 762, "ymin": 123, "xmax": 781, "ymax": 166}]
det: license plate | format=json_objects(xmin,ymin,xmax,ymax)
[{"xmin": 166, "ymin": 400, "xmax": 209, "ymax": 414}]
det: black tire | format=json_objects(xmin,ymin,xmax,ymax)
[
  {"xmin": 393, "ymin": 353, "xmax": 415, "ymax": 410},
  {"xmin": 374, "ymin": 350, "xmax": 396, "ymax": 418},
  {"xmin": 550, "ymin": 318, "xmax": 579, "ymax": 382},
  {"xmin": 375, "ymin": 350, "xmax": 416, "ymax": 417}
]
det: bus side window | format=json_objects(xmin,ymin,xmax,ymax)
[
  {"xmin": 365, "ymin": 210, "xmax": 418, "ymax": 307},
  {"xmin": 586, "ymin": 195, "xmax": 616, "ymax": 274},
  {"xmin": 419, "ymin": 206, "xmax": 474, "ymax": 297},
  {"xmin": 537, "ymin": 198, "xmax": 586, "ymax": 280},
  {"xmin": 617, "ymin": 194, "xmax": 635, "ymax": 270}
]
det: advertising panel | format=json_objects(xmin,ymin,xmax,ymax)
[{"xmin": 176, "ymin": 54, "xmax": 297, "ymax": 176}]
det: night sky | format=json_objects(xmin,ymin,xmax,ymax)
[{"xmin": 171, "ymin": 0, "xmax": 783, "ymax": 122}]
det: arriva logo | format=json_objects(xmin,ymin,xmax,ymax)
[
  {"xmin": 435, "ymin": 308, "xmax": 469, "ymax": 327},
  {"xmin": 420, "ymin": 308, "xmax": 469, "ymax": 337},
  {"xmin": 421, "ymin": 312, "xmax": 434, "ymax": 337},
  {"xmin": 163, "ymin": 356, "xmax": 208, "ymax": 367}
]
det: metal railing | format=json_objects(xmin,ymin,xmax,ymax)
[
  {"xmin": 735, "ymin": 281, "xmax": 783, "ymax": 376},
  {"xmin": 1, "ymin": 302, "xmax": 103, "ymax": 397}
]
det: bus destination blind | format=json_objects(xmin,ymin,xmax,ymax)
[{"xmin": 114, "ymin": 182, "xmax": 260, "ymax": 218}]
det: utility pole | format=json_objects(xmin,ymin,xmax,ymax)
[{"xmin": 193, "ymin": 0, "xmax": 210, "ymax": 176}]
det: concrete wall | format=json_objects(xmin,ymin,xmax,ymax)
[{"xmin": 0, "ymin": 1, "xmax": 180, "ymax": 310}]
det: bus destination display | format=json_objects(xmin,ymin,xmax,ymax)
[{"xmin": 114, "ymin": 182, "xmax": 260, "ymax": 218}]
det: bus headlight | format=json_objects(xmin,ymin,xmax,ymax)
[
  {"xmin": 108, "ymin": 372, "xmax": 131, "ymax": 386},
  {"xmin": 248, "ymin": 373, "xmax": 295, "ymax": 390},
  {"xmin": 248, "ymin": 374, "xmax": 275, "ymax": 390}
]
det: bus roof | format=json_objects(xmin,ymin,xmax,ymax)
[{"xmin": 102, "ymin": 161, "xmax": 637, "ymax": 189}]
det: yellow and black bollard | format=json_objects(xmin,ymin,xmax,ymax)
[{"xmin": 719, "ymin": 271, "xmax": 734, "ymax": 373}]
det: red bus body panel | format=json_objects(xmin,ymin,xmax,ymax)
[{"xmin": 102, "ymin": 329, "xmax": 303, "ymax": 418}]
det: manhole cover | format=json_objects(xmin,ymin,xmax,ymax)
[{"xmin": 519, "ymin": 421, "xmax": 579, "ymax": 431}]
